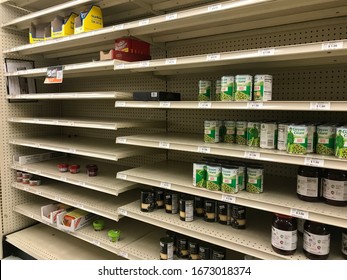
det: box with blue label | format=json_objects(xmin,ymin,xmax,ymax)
[{"xmin": 74, "ymin": 5, "xmax": 103, "ymax": 34}]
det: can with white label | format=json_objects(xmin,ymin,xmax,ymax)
[
  {"xmin": 254, "ymin": 74, "xmax": 273, "ymax": 101},
  {"xmin": 260, "ymin": 122, "xmax": 278, "ymax": 149}
]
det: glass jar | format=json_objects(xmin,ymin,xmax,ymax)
[
  {"xmin": 342, "ymin": 229, "xmax": 347, "ymax": 259},
  {"xmin": 297, "ymin": 166, "xmax": 321, "ymax": 202},
  {"xmin": 303, "ymin": 220, "xmax": 330, "ymax": 260},
  {"xmin": 271, "ymin": 213, "xmax": 297, "ymax": 255},
  {"xmin": 322, "ymin": 169, "xmax": 347, "ymax": 206}
]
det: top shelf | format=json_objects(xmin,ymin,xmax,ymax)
[{"xmin": 3, "ymin": 0, "xmax": 347, "ymax": 57}]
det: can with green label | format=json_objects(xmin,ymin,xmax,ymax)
[
  {"xmin": 254, "ymin": 74, "xmax": 272, "ymax": 101},
  {"xmin": 193, "ymin": 162, "xmax": 206, "ymax": 188},
  {"xmin": 236, "ymin": 121, "xmax": 247, "ymax": 145},
  {"xmin": 316, "ymin": 124, "xmax": 336, "ymax": 156},
  {"xmin": 215, "ymin": 80, "xmax": 222, "ymax": 101},
  {"xmin": 221, "ymin": 76, "xmax": 234, "ymax": 101},
  {"xmin": 198, "ymin": 80, "xmax": 211, "ymax": 101},
  {"xmin": 235, "ymin": 75, "xmax": 252, "ymax": 101},
  {"xmin": 221, "ymin": 164, "xmax": 239, "ymax": 194},
  {"xmin": 260, "ymin": 122, "xmax": 278, "ymax": 149},
  {"xmin": 335, "ymin": 126, "xmax": 347, "ymax": 159},
  {"xmin": 286, "ymin": 124, "xmax": 308, "ymax": 154},
  {"xmin": 247, "ymin": 122, "xmax": 261, "ymax": 147},
  {"xmin": 204, "ymin": 120, "xmax": 220, "ymax": 143},
  {"xmin": 246, "ymin": 166, "xmax": 264, "ymax": 193},
  {"xmin": 224, "ymin": 121, "xmax": 236, "ymax": 143},
  {"xmin": 307, "ymin": 123, "xmax": 317, "ymax": 154},
  {"xmin": 206, "ymin": 164, "xmax": 222, "ymax": 191}
]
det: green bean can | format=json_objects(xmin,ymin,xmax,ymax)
[
  {"xmin": 307, "ymin": 123, "xmax": 317, "ymax": 154},
  {"xmin": 221, "ymin": 76, "xmax": 234, "ymax": 101},
  {"xmin": 193, "ymin": 162, "xmax": 206, "ymax": 188},
  {"xmin": 224, "ymin": 121, "xmax": 236, "ymax": 143},
  {"xmin": 237, "ymin": 163, "xmax": 246, "ymax": 191},
  {"xmin": 236, "ymin": 121, "xmax": 247, "ymax": 145},
  {"xmin": 316, "ymin": 124, "xmax": 336, "ymax": 156},
  {"xmin": 218, "ymin": 120, "xmax": 225, "ymax": 142},
  {"xmin": 286, "ymin": 124, "xmax": 308, "ymax": 154},
  {"xmin": 198, "ymin": 80, "xmax": 211, "ymax": 101},
  {"xmin": 277, "ymin": 123, "xmax": 289, "ymax": 151},
  {"xmin": 246, "ymin": 166, "xmax": 264, "ymax": 193},
  {"xmin": 254, "ymin": 74, "xmax": 273, "ymax": 101},
  {"xmin": 247, "ymin": 122, "xmax": 261, "ymax": 147},
  {"xmin": 206, "ymin": 164, "xmax": 222, "ymax": 191},
  {"xmin": 235, "ymin": 75, "xmax": 252, "ymax": 101},
  {"xmin": 335, "ymin": 126, "xmax": 347, "ymax": 159},
  {"xmin": 204, "ymin": 120, "xmax": 220, "ymax": 143},
  {"xmin": 260, "ymin": 122, "xmax": 278, "ymax": 149},
  {"xmin": 221, "ymin": 165, "xmax": 239, "ymax": 194},
  {"xmin": 215, "ymin": 80, "xmax": 222, "ymax": 101}
]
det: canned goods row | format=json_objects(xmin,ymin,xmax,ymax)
[
  {"xmin": 193, "ymin": 156, "xmax": 264, "ymax": 194},
  {"xmin": 161, "ymin": 230, "xmax": 226, "ymax": 260},
  {"xmin": 198, "ymin": 74, "xmax": 272, "ymax": 102}
]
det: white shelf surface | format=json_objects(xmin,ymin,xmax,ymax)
[
  {"xmin": 14, "ymin": 200, "xmax": 158, "ymax": 259},
  {"xmin": 13, "ymin": 180, "xmax": 139, "ymax": 221},
  {"xmin": 9, "ymin": 135, "xmax": 159, "ymax": 161},
  {"xmin": 3, "ymin": 0, "xmax": 347, "ymax": 57},
  {"xmin": 115, "ymin": 100, "xmax": 347, "ymax": 111},
  {"xmin": 5, "ymin": 223, "xmax": 122, "ymax": 260},
  {"xmin": 119, "ymin": 201, "xmax": 344, "ymax": 260},
  {"xmin": 12, "ymin": 156, "xmax": 137, "ymax": 196},
  {"xmin": 6, "ymin": 91, "xmax": 133, "ymax": 100},
  {"xmin": 116, "ymin": 133, "xmax": 347, "ymax": 171},
  {"xmin": 117, "ymin": 161, "xmax": 347, "ymax": 228},
  {"xmin": 8, "ymin": 116, "xmax": 165, "ymax": 130}
]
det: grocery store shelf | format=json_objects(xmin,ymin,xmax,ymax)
[
  {"xmin": 8, "ymin": 116, "xmax": 165, "ymax": 130},
  {"xmin": 9, "ymin": 135, "xmax": 159, "ymax": 161},
  {"xmin": 119, "ymin": 200, "xmax": 344, "ymax": 260},
  {"xmin": 14, "ymin": 200, "xmax": 158, "ymax": 258},
  {"xmin": 11, "ymin": 156, "xmax": 137, "ymax": 196},
  {"xmin": 5, "ymin": 223, "xmax": 122, "ymax": 260},
  {"xmin": 6, "ymin": 91, "xmax": 132, "ymax": 100},
  {"xmin": 4, "ymin": 0, "xmax": 347, "ymax": 57},
  {"xmin": 116, "ymin": 133, "xmax": 347, "ymax": 171},
  {"xmin": 115, "ymin": 100, "xmax": 347, "ymax": 111},
  {"xmin": 13, "ymin": 180, "xmax": 139, "ymax": 221},
  {"xmin": 117, "ymin": 160, "xmax": 347, "ymax": 228}
]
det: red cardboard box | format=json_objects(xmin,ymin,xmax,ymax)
[
  {"xmin": 114, "ymin": 50, "xmax": 151, "ymax": 62},
  {"xmin": 115, "ymin": 38, "xmax": 150, "ymax": 55}
]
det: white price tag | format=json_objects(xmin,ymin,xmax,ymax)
[
  {"xmin": 322, "ymin": 41, "xmax": 343, "ymax": 50},
  {"xmin": 160, "ymin": 181, "xmax": 172, "ymax": 189},
  {"xmin": 33, "ymin": 119, "xmax": 39, "ymax": 123},
  {"xmin": 24, "ymin": 187, "xmax": 29, "ymax": 191},
  {"xmin": 304, "ymin": 157, "xmax": 324, "ymax": 167},
  {"xmin": 54, "ymin": 197, "xmax": 61, "ymax": 202},
  {"xmin": 69, "ymin": 148, "xmax": 76, "ymax": 153},
  {"xmin": 258, "ymin": 48, "xmax": 275, "ymax": 56},
  {"xmin": 92, "ymin": 240, "xmax": 101, "ymax": 246},
  {"xmin": 309, "ymin": 102, "xmax": 331, "ymax": 111},
  {"xmin": 116, "ymin": 137, "xmax": 127, "ymax": 144},
  {"xmin": 165, "ymin": 58, "xmax": 177, "ymax": 65},
  {"xmin": 198, "ymin": 102, "xmax": 212, "ymax": 109},
  {"xmin": 139, "ymin": 61, "xmax": 150, "ymax": 67},
  {"xmin": 290, "ymin": 209, "xmax": 309, "ymax": 219},
  {"xmin": 36, "ymin": 191, "xmax": 42, "ymax": 195},
  {"xmin": 114, "ymin": 24, "xmax": 124, "ymax": 31},
  {"xmin": 206, "ymin": 53, "xmax": 220, "ymax": 61},
  {"xmin": 160, "ymin": 101, "xmax": 171, "ymax": 108},
  {"xmin": 116, "ymin": 101, "xmax": 126, "ymax": 107},
  {"xmin": 198, "ymin": 146, "xmax": 211, "ymax": 154},
  {"xmin": 30, "ymin": 214, "xmax": 34, "ymax": 219},
  {"xmin": 208, "ymin": 4, "xmax": 222, "ymax": 11},
  {"xmin": 165, "ymin": 13, "xmax": 177, "ymax": 21},
  {"xmin": 115, "ymin": 64, "xmax": 125, "ymax": 69},
  {"xmin": 247, "ymin": 102, "xmax": 263, "ymax": 109},
  {"xmin": 36, "ymin": 170, "xmax": 41, "ymax": 175},
  {"xmin": 78, "ymin": 181, "xmax": 86, "ymax": 187},
  {"xmin": 69, "ymin": 121, "xmax": 75, "ymax": 126},
  {"xmin": 118, "ymin": 251, "xmax": 129, "ymax": 259},
  {"xmin": 60, "ymin": 177, "xmax": 67, "ymax": 182},
  {"xmin": 159, "ymin": 141, "xmax": 170, "ymax": 149},
  {"xmin": 222, "ymin": 194, "xmax": 236, "ymax": 204},
  {"xmin": 244, "ymin": 151, "xmax": 261, "ymax": 159},
  {"xmin": 117, "ymin": 173, "xmax": 127, "ymax": 180},
  {"xmin": 35, "ymin": 143, "xmax": 41, "ymax": 148},
  {"xmin": 118, "ymin": 208, "xmax": 128, "ymax": 216},
  {"xmin": 139, "ymin": 19, "xmax": 150, "ymax": 26},
  {"xmin": 76, "ymin": 204, "xmax": 85, "ymax": 209}
]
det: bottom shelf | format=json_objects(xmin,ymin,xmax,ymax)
[{"xmin": 5, "ymin": 223, "xmax": 123, "ymax": 260}]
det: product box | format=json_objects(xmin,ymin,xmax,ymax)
[
  {"xmin": 44, "ymin": 24, "xmax": 52, "ymax": 41},
  {"xmin": 74, "ymin": 5, "xmax": 103, "ymax": 34},
  {"xmin": 115, "ymin": 37, "xmax": 150, "ymax": 55},
  {"xmin": 56, "ymin": 208, "xmax": 96, "ymax": 232},
  {"xmin": 41, "ymin": 203, "xmax": 73, "ymax": 224},
  {"xmin": 100, "ymin": 49, "xmax": 115, "ymax": 61},
  {"xmin": 114, "ymin": 51, "xmax": 151, "ymax": 62},
  {"xmin": 13, "ymin": 151, "xmax": 66, "ymax": 165},
  {"xmin": 29, "ymin": 23, "xmax": 50, "ymax": 44},
  {"xmin": 51, "ymin": 13, "xmax": 77, "ymax": 38},
  {"xmin": 133, "ymin": 91, "xmax": 181, "ymax": 101}
]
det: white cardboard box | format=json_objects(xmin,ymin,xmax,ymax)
[
  {"xmin": 56, "ymin": 209, "xmax": 96, "ymax": 232},
  {"xmin": 41, "ymin": 203, "xmax": 72, "ymax": 224},
  {"xmin": 13, "ymin": 152, "xmax": 66, "ymax": 165}
]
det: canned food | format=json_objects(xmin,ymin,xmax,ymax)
[
  {"xmin": 86, "ymin": 164, "xmax": 98, "ymax": 176},
  {"xmin": 194, "ymin": 196, "xmax": 204, "ymax": 217},
  {"xmin": 221, "ymin": 76, "xmax": 235, "ymax": 101},
  {"xmin": 165, "ymin": 192, "xmax": 178, "ymax": 214},
  {"xmin": 215, "ymin": 80, "xmax": 222, "ymax": 101},
  {"xmin": 335, "ymin": 126, "xmax": 347, "ymax": 159},
  {"xmin": 198, "ymin": 80, "xmax": 211, "ymax": 101},
  {"xmin": 212, "ymin": 246, "xmax": 226, "ymax": 260},
  {"xmin": 316, "ymin": 124, "xmax": 336, "ymax": 156},
  {"xmin": 153, "ymin": 188, "xmax": 164, "ymax": 209},
  {"xmin": 204, "ymin": 120, "xmax": 220, "ymax": 143},
  {"xmin": 224, "ymin": 121, "xmax": 236, "ymax": 143},
  {"xmin": 199, "ymin": 243, "xmax": 212, "ymax": 260},
  {"xmin": 236, "ymin": 121, "xmax": 247, "ymax": 145},
  {"xmin": 277, "ymin": 123, "xmax": 289, "ymax": 151},
  {"xmin": 160, "ymin": 237, "xmax": 174, "ymax": 260},
  {"xmin": 231, "ymin": 204, "xmax": 246, "ymax": 229},
  {"xmin": 246, "ymin": 166, "xmax": 264, "ymax": 193},
  {"xmin": 235, "ymin": 75, "xmax": 252, "ymax": 101},
  {"xmin": 254, "ymin": 74, "xmax": 273, "ymax": 101},
  {"xmin": 177, "ymin": 236, "xmax": 189, "ymax": 259},
  {"xmin": 260, "ymin": 122, "xmax": 278, "ymax": 149},
  {"xmin": 217, "ymin": 202, "xmax": 231, "ymax": 225},
  {"xmin": 307, "ymin": 123, "xmax": 317, "ymax": 154},
  {"xmin": 69, "ymin": 164, "xmax": 80, "ymax": 174},
  {"xmin": 57, "ymin": 163, "xmax": 69, "ymax": 172},
  {"xmin": 179, "ymin": 196, "xmax": 194, "ymax": 222},
  {"xmin": 204, "ymin": 199, "xmax": 217, "ymax": 222},
  {"xmin": 206, "ymin": 164, "xmax": 222, "ymax": 191},
  {"xmin": 140, "ymin": 189, "xmax": 156, "ymax": 212},
  {"xmin": 29, "ymin": 178, "xmax": 41, "ymax": 186},
  {"xmin": 247, "ymin": 122, "xmax": 261, "ymax": 147},
  {"xmin": 22, "ymin": 173, "xmax": 31, "ymax": 179},
  {"xmin": 188, "ymin": 239, "xmax": 200, "ymax": 260},
  {"xmin": 221, "ymin": 164, "xmax": 239, "ymax": 194},
  {"xmin": 193, "ymin": 162, "xmax": 206, "ymax": 187},
  {"xmin": 287, "ymin": 124, "xmax": 308, "ymax": 154}
]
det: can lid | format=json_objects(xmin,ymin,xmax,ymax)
[{"xmin": 160, "ymin": 237, "xmax": 174, "ymax": 244}]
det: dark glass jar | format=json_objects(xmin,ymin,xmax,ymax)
[
  {"xmin": 160, "ymin": 237, "xmax": 174, "ymax": 260},
  {"xmin": 231, "ymin": 205, "xmax": 246, "ymax": 229},
  {"xmin": 271, "ymin": 213, "xmax": 297, "ymax": 255},
  {"xmin": 198, "ymin": 243, "xmax": 211, "ymax": 260},
  {"xmin": 176, "ymin": 236, "xmax": 189, "ymax": 259},
  {"xmin": 342, "ymin": 229, "xmax": 347, "ymax": 259},
  {"xmin": 164, "ymin": 192, "xmax": 178, "ymax": 214},
  {"xmin": 179, "ymin": 195, "xmax": 194, "ymax": 222},
  {"xmin": 303, "ymin": 220, "xmax": 330, "ymax": 260},
  {"xmin": 322, "ymin": 169, "xmax": 347, "ymax": 206},
  {"xmin": 140, "ymin": 189, "xmax": 155, "ymax": 212},
  {"xmin": 217, "ymin": 202, "xmax": 231, "ymax": 225},
  {"xmin": 194, "ymin": 196, "xmax": 204, "ymax": 217},
  {"xmin": 204, "ymin": 199, "xmax": 217, "ymax": 222},
  {"xmin": 153, "ymin": 187, "xmax": 164, "ymax": 209},
  {"xmin": 297, "ymin": 166, "xmax": 321, "ymax": 202},
  {"xmin": 188, "ymin": 239, "xmax": 200, "ymax": 260}
]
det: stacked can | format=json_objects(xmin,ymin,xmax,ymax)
[
  {"xmin": 234, "ymin": 75, "xmax": 252, "ymax": 101},
  {"xmin": 316, "ymin": 124, "xmax": 336, "ymax": 156},
  {"xmin": 220, "ymin": 76, "xmax": 234, "ymax": 101},
  {"xmin": 247, "ymin": 122, "xmax": 261, "ymax": 147},
  {"xmin": 198, "ymin": 80, "xmax": 211, "ymax": 101},
  {"xmin": 253, "ymin": 74, "xmax": 273, "ymax": 101},
  {"xmin": 260, "ymin": 122, "xmax": 278, "ymax": 149}
]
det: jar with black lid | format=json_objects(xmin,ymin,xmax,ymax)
[
  {"xmin": 165, "ymin": 192, "xmax": 178, "ymax": 214},
  {"xmin": 271, "ymin": 213, "xmax": 297, "ymax": 255},
  {"xmin": 194, "ymin": 196, "xmax": 204, "ymax": 217},
  {"xmin": 188, "ymin": 239, "xmax": 200, "ymax": 260},
  {"xmin": 179, "ymin": 196, "xmax": 194, "ymax": 222},
  {"xmin": 204, "ymin": 199, "xmax": 217, "ymax": 222},
  {"xmin": 140, "ymin": 189, "xmax": 155, "ymax": 212},
  {"xmin": 297, "ymin": 166, "xmax": 321, "ymax": 202},
  {"xmin": 231, "ymin": 204, "xmax": 246, "ymax": 229},
  {"xmin": 176, "ymin": 236, "xmax": 189, "ymax": 259},
  {"xmin": 322, "ymin": 169, "xmax": 347, "ymax": 206},
  {"xmin": 217, "ymin": 202, "xmax": 231, "ymax": 225},
  {"xmin": 160, "ymin": 237, "xmax": 174, "ymax": 260},
  {"xmin": 153, "ymin": 187, "xmax": 164, "ymax": 209},
  {"xmin": 303, "ymin": 220, "xmax": 330, "ymax": 260},
  {"xmin": 342, "ymin": 229, "xmax": 347, "ymax": 259}
]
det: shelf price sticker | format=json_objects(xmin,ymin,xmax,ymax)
[
  {"xmin": 116, "ymin": 137, "xmax": 127, "ymax": 144},
  {"xmin": 208, "ymin": 3, "xmax": 222, "ymax": 11},
  {"xmin": 165, "ymin": 58, "xmax": 177, "ymax": 65},
  {"xmin": 247, "ymin": 102, "xmax": 263, "ymax": 109},
  {"xmin": 309, "ymin": 102, "xmax": 331, "ymax": 111},
  {"xmin": 54, "ymin": 197, "xmax": 62, "ymax": 202},
  {"xmin": 117, "ymin": 173, "xmax": 127, "ymax": 180},
  {"xmin": 198, "ymin": 146, "xmax": 211, "ymax": 154},
  {"xmin": 139, "ymin": 61, "xmax": 150, "ymax": 67},
  {"xmin": 258, "ymin": 48, "xmax": 275, "ymax": 56},
  {"xmin": 69, "ymin": 148, "xmax": 76, "ymax": 154},
  {"xmin": 36, "ymin": 191, "xmax": 42, "ymax": 195},
  {"xmin": 76, "ymin": 204, "xmax": 85, "ymax": 209},
  {"xmin": 118, "ymin": 208, "xmax": 128, "ymax": 216},
  {"xmin": 92, "ymin": 240, "xmax": 101, "ymax": 247},
  {"xmin": 44, "ymin": 65, "xmax": 63, "ymax": 84},
  {"xmin": 119, "ymin": 251, "xmax": 129, "ymax": 259},
  {"xmin": 113, "ymin": 24, "xmax": 124, "ymax": 31},
  {"xmin": 198, "ymin": 102, "xmax": 212, "ymax": 109},
  {"xmin": 160, "ymin": 181, "xmax": 172, "ymax": 189},
  {"xmin": 304, "ymin": 157, "xmax": 324, "ymax": 167},
  {"xmin": 60, "ymin": 177, "xmax": 67, "ymax": 182},
  {"xmin": 115, "ymin": 101, "xmax": 126, "ymax": 107},
  {"xmin": 115, "ymin": 63, "xmax": 125, "ymax": 69},
  {"xmin": 139, "ymin": 19, "xmax": 150, "ymax": 26},
  {"xmin": 78, "ymin": 181, "xmax": 86, "ymax": 187},
  {"xmin": 290, "ymin": 208, "xmax": 309, "ymax": 219},
  {"xmin": 221, "ymin": 194, "xmax": 236, "ymax": 204},
  {"xmin": 159, "ymin": 141, "xmax": 170, "ymax": 149},
  {"xmin": 322, "ymin": 41, "xmax": 343, "ymax": 50},
  {"xmin": 206, "ymin": 53, "xmax": 221, "ymax": 61},
  {"xmin": 160, "ymin": 101, "xmax": 171, "ymax": 108},
  {"xmin": 165, "ymin": 13, "xmax": 178, "ymax": 21},
  {"xmin": 244, "ymin": 151, "xmax": 261, "ymax": 159}
]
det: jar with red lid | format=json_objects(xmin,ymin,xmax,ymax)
[
  {"xmin": 271, "ymin": 213, "xmax": 297, "ymax": 255},
  {"xmin": 69, "ymin": 164, "xmax": 80, "ymax": 174},
  {"xmin": 322, "ymin": 169, "xmax": 347, "ymax": 206},
  {"xmin": 303, "ymin": 220, "xmax": 330, "ymax": 260},
  {"xmin": 57, "ymin": 163, "xmax": 69, "ymax": 172}
]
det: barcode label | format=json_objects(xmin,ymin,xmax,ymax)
[
  {"xmin": 115, "ymin": 64, "xmax": 125, "ymax": 69},
  {"xmin": 222, "ymin": 194, "xmax": 236, "ymax": 203},
  {"xmin": 115, "ymin": 101, "xmax": 126, "ymax": 107},
  {"xmin": 117, "ymin": 138, "xmax": 127, "ymax": 144},
  {"xmin": 76, "ymin": 204, "xmax": 85, "ymax": 209},
  {"xmin": 165, "ymin": 13, "xmax": 177, "ymax": 20},
  {"xmin": 118, "ymin": 208, "xmax": 128, "ymax": 216},
  {"xmin": 139, "ymin": 19, "xmax": 150, "ymax": 26},
  {"xmin": 309, "ymin": 102, "xmax": 331, "ymax": 110},
  {"xmin": 198, "ymin": 146, "xmax": 211, "ymax": 153},
  {"xmin": 258, "ymin": 48, "xmax": 275, "ymax": 56},
  {"xmin": 244, "ymin": 151, "xmax": 261, "ymax": 159},
  {"xmin": 304, "ymin": 158, "xmax": 324, "ymax": 167},
  {"xmin": 160, "ymin": 182, "xmax": 172, "ymax": 189},
  {"xmin": 139, "ymin": 61, "xmax": 150, "ymax": 67},
  {"xmin": 117, "ymin": 173, "xmax": 127, "ymax": 180},
  {"xmin": 208, "ymin": 4, "xmax": 222, "ymax": 11},
  {"xmin": 290, "ymin": 209, "xmax": 309, "ymax": 219},
  {"xmin": 198, "ymin": 102, "xmax": 212, "ymax": 108},
  {"xmin": 206, "ymin": 53, "xmax": 220, "ymax": 61},
  {"xmin": 159, "ymin": 141, "xmax": 170, "ymax": 149},
  {"xmin": 247, "ymin": 102, "xmax": 263, "ymax": 109},
  {"xmin": 321, "ymin": 41, "xmax": 343, "ymax": 50},
  {"xmin": 69, "ymin": 148, "xmax": 76, "ymax": 153},
  {"xmin": 92, "ymin": 240, "xmax": 101, "ymax": 246},
  {"xmin": 54, "ymin": 197, "xmax": 61, "ymax": 202},
  {"xmin": 60, "ymin": 177, "xmax": 67, "ymax": 182},
  {"xmin": 160, "ymin": 101, "xmax": 171, "ymax": 108},
  {"xmin": 119, "ymin": 251, "xmax": 129, "ymax": 259},
  {"xmin": 165, "ymin": 58, "xmax": 177, "ymax": 65},
  {"xmin": 114, "ymin": 24, "xmax": 124, "ymax": 30}
]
